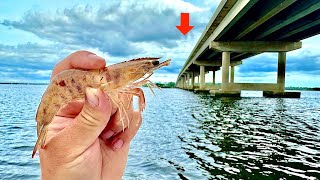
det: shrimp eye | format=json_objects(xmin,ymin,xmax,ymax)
[{"xmin": 152, "ymin": 60, "xmax": 159, "ymax": 66}]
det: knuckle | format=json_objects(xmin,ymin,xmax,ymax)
[
  {"xmin": 73, "ymin": 50, "xmax": 89, "ymax": 55},
  {"xmin": 78, "ymin": 107, "xmax": 101, "ymax": 127}
]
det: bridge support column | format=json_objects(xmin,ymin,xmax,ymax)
[
  {"xmin": 212, "ymin": 70, "xmax": 216, "ymax": 85},
  {"xmin": 191, "ymin": 72, "xmax": 195, "ymax": 89},
  {"xmin": 186, "ymin": 73, "xmax": 190, "ymax": 90},
  {"xmin": 221, "ymin": 52, "xmax": 230, "ymax": 91},
  {"xmin": 185, "ymin": 76, "xmax": 188, "ymax": 89},
  {"xmin": 211, "ymin": 51, "xmax": 240, "ymax": 97},
  {"xmin": 230, "ymin": 66, "xmax": 235, "ymax": 83},
  {"xmin": 200, "ymin": 66, "xmax": 205, "ymax": 90},
  {"xmin": 263, "ymin": 52, "xmax": 300, "ymax": 98},
  {"xmin": 277, "ymin": 52, "xmax": 286, "ymax": 92}
]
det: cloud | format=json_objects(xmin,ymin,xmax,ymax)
[
  {"xmin": 237, "ymin": 50, "xmax": 320, "ymax": 76},
  {"xmin": 1, "ymin": 0, "xmax": 206, "ymax": 57},
  {"xmin": 0, "ymin": 43, "xmax": 72, "ymax": 83},
  {"xmin": 2, "ymin": 0, "xmax": 318, "ymax": 87}
]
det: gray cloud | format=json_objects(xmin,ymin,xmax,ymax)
[
  {"xmin": 1, "ymin": 2, "xmax": 206, "ymax": 57},
  {"xmin": 237, "ymin": 52, "xmax": 320, "ymax": 77},
  {"xmin": 0, "ymin": 42, "xmax": 84, "ymax": 82}
]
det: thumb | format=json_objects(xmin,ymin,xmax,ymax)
[
  {"xmin": 76, "ymin": 87, "xmax": 112, "ymax": 131},
  {"xmin": 74, "ymin": 87, "xmax": 113, "ymax": 143},
  {"xmin": 50, "ymin": 87, "xmax": 112, "ymax": 153}
]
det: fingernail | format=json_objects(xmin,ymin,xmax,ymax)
[
  {"xmin": 112, "ymin": 139, "xmax": 123, "ymax": 150},
  {"xmin": 88, "ymin": 53, "xmax": 104, "ymax": 60},
  {"xmin": 85, "ymin": 87, "xmax": 99, "ymax": 107},
  {"xmin": 104, "ymin": 130, "xmax": 114, "ymax": 139}
]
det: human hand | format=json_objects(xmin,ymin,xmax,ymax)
[{"xmin": 39, "ymin": 51, "xmax": 142, "ymax": 180}]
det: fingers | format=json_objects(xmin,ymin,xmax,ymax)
[
  {"xmin": 51, "ymin": 50, "xmax": 106, "ymax": 79},
  {"xmin": 56, "ymin": 100, "xmax": 85, "ymax": 118},
  {"xmin": 100, "ymin": 93, "xmax": 133, "ymax": 139},
  {"xmin": 47, "ymin": 87, "xmax": 112, "ymax": 154},
  {"xmin": 110, "ymin": 111, "xmax": 142, "ymax": 150}
]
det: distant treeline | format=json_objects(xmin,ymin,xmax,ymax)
[
  {"xmin": 142, "ymin": 82, "xmax": 176, "ymax": 88},
  {"xmin": 285, "ymin": 87, "xmax": 320, "ymax": 91},
  {"xmin": 1, "ymin": 82, "xmax": 319, "ymax": 91},
  {"xmin": 0, "ymin": 82, "xmax": 48, "ymax": 85}
]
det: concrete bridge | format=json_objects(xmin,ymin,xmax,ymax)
[{"xmin": 176, "ymin": 0, "xmax": 320, "ymax": 98}]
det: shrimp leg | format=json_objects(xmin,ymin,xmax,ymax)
[
  {"xmin": 119, "ymin": 88, "xmax": 146, "ymax": 113},
  {"xmin": 108, "ymin": 93, "xmax": 131, "ymax": 130}
]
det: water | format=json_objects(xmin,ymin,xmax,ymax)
[{"xmin": 0, "ymin": 85, "xmax": 319, "ymax": 179}]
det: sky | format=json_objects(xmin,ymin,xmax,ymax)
[{"xmin": 0, "ymin": 0, "xmax": 319, "ymax": 87}]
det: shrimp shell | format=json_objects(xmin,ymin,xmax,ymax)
[{"xmin": 32, "ymin": 57, "xmax": 171, "ymax": 157}]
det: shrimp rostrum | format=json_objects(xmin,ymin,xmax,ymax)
[{"xmin": 32, "ymin": 57, "xmax": 171, "ymax": 158}]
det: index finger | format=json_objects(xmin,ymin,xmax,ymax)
[{"xmin": 51, "ymin": 50, "xmax": 106, "ymax": 79}]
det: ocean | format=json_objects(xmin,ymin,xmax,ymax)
[{"xmin": 0, "ymin": 84, "xmax": 319, "ymax": 179}]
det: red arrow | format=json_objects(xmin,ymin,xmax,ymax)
[{"xmin": 176, "ymin": 13, "xmax": 194, "ymax": 35}]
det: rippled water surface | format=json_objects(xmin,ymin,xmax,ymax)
[{"xmin": 0, "ymin": 85, "xmax": 319, "ymax": 179}]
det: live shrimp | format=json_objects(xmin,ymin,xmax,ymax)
[{"xmin": 32, "ymin": 57, "xmax": 170, "ymax": 158}]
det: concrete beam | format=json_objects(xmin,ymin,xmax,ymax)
[
  {"xmin": 214, "ymin": 0, "xmax": 258, "ymax": 40},
  {"xmin": 257, "ymin": 1, "xmax": 320, "ymax": 39},
  {"xmin": 231, "ymin": 60, "xmax": 242, "ymax": 66},
  {"xmin": 224, "ymin": 83, "xmax": 279, "ymax": 91},
  {"xmin": 194, "ymin": 60, "xmax": 242, "ymax": 67},
  {"xmin": 278, "ymin": 19, "xmax": 320, "ymax": 40},
  {"xmin": 235, "ymin": 0, "xmax": 297, "ymax": 40},
  {"xmin": 210, "ymin": 84, "xmax": 221, "ymax": 90},
  {"xmin": 210, "ymin": 41, "xmax": 302, "ymax": 52}
]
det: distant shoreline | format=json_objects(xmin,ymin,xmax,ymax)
[
  {"xmin": 1, "ymin": 83, "xmax": 319, "ymax": 91},
  {"xmin": 0, "ymin": 82, "xmax": 48, "ymax": 85}
]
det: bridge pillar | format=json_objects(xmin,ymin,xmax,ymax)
[
  {"xmin": 221, "ymin": 52, "xmax": 230, "ymax": 91},
  {"xmin": 200, "ymin": 65, "xmax": 205, "ymax": 90},
  {"xmin": 211, "ymin": 51, "xmax": 240, "ymax": 97},
  {"xmin": 230, "ymin": 66, "xmax": 235, "ymax": 83},
  {"xmin": 191, "ymin": 72, "xmax": 195, "ymax": 89},
  {"xmin": 212, "ymin": 70, "xmax": 216, "ymax": 85},
  {"xmin": 186, "ymin": 73, "xmax": 190, "ymax": 90},
  {"xmin": 185, "ymin": 76, "xmax": 188, "ymax": 89},
  {"xmin": 277, "ymin": 52, "xmax": 286, "ymax": 92},
  {"xmin": 263, "ymin": 52, "xmax": 300, "ymax": 98},
  {"xmin": 183, "ymin": 76, "xmax": 186, "ymax": 89}
]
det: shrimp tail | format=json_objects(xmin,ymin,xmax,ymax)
[{"xmin": 32, "ymin": 124, "xmax": 48, "ymax": 158}]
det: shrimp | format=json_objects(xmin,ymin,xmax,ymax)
[{"xmin": 32, "ymin": 57, "xmax": 171, "ymax": 158}]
